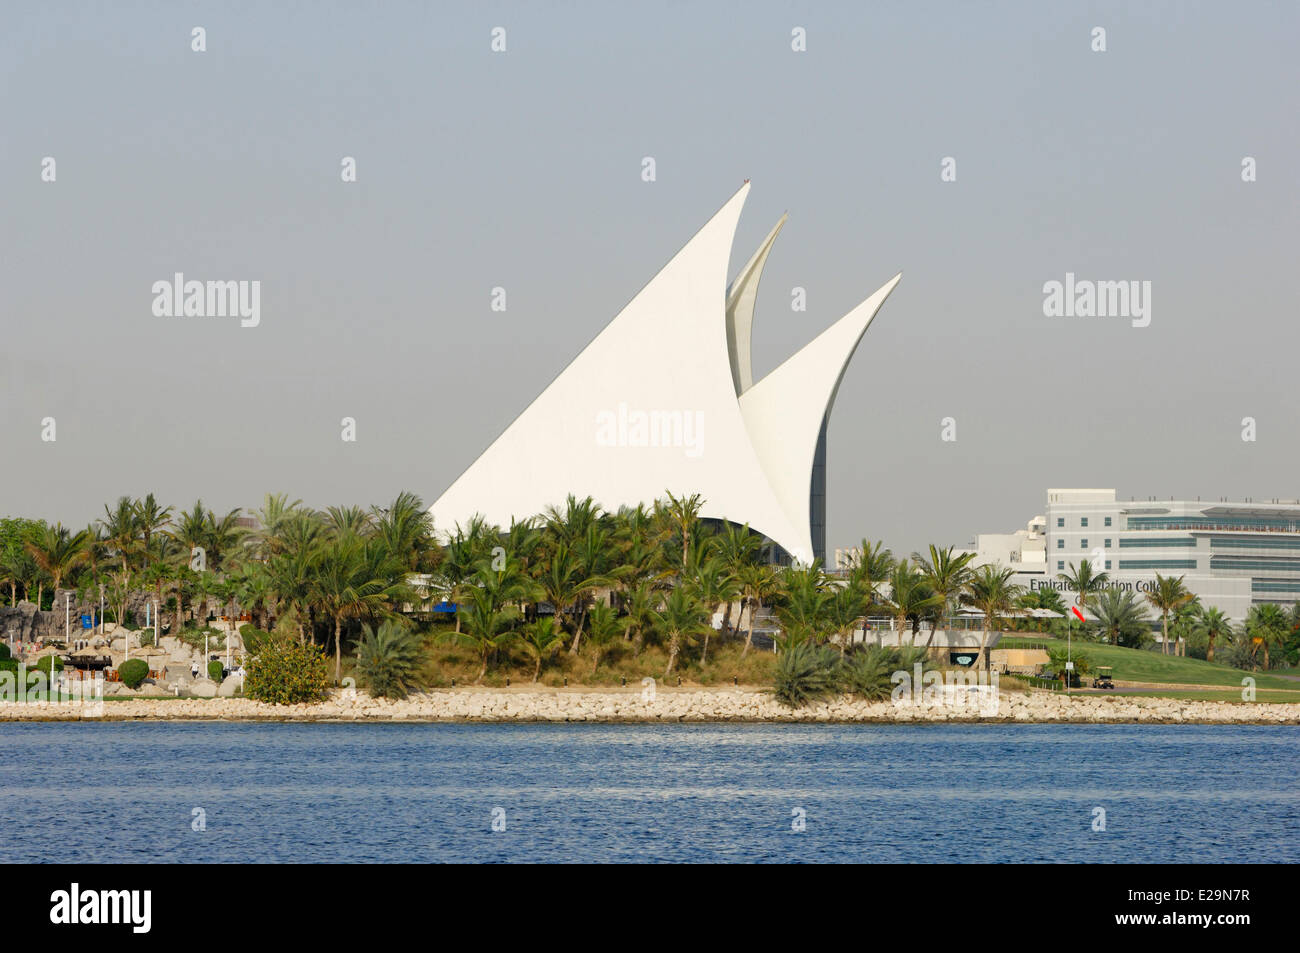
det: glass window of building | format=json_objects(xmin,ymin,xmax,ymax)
[{"xmin": 1081, "ymin": 517, "xmax": 1089, "ymax": 527}]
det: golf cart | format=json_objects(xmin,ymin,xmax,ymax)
[{"xmin": 1092, "ymin": 666, "xmax": 1115, "ymax": 690}]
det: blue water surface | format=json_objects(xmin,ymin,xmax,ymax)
[{"xmin": 1, "ymin": 722, "xmax": 1294, "ymax": 863}]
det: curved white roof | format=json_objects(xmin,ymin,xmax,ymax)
[{"xmin": 429, "ymin": 183, "xmax": 901, "ymax": 565}]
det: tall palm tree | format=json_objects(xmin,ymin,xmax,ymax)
[
  {"xmin": 658, "ymin": 491, "xmax": 704, "ymax": 569},
  {"xmin": 1194, "ymin": 605, "xmax": 1233, "ymax": 663},
  {"xmin": 312, "ymin": 539, "xmax": 401, "ymax": 682},
  {"xmin": 1057, "ymin": 558, "xmax": 1109, "ymax": 623},
  {"xmin": 1088, "ymin": 587, "xmax": 1150, "ymax": 646},
  {"xmin": 913, "ymin": 544, "xmax": 976, "ymax": 649},
  {"xmin": 133, "ymin": 493, "xmax": 173, "ymax": 570},
  {"xmin": 656, "ymin": 586, "xmax": 708, "ymax": 678},
  {"xmin": 245, "ymin": 493, "xmax": 306, "ymax": 559},
  {"xmin": 736, "ymin": 562, "xmax": 778, "ymax": 656},
  {"xmin": 882, "ymin": 559, "xmax": 941, "ymax": 647},
  {"xmin": 963, "ymin": 564, "xmax": 1024, "ymax": 670},
  {"xmin": 1144, "ymin": 573, "xmax": 1194, "ymax": 656},
  {"xmin": 772, "ymin": 564, "xmax": 833, "ymax": 647},
  {"xmin": 826, "ymin": 582, "xmax": 868, "ymax": 656},
  {"xmin": 24, "ymin": 523, "xmax": 88, "ymax": 592},
  {"xmin": 99, "ymin": 496, "xmax": 141, "ymax": 628},
  {"xmin": 371, "ymin": 490, "xmax": 438, "ymax": 573},
  {"xmin": 692, "ymin": 555, "xmax": 737, "ymax": 664},
  {"xmin": 169, "ymin": 501, "xmax": 211, "ymax": 635},
  {"xmin": 845, "ymin": 538, "xmax": 895, "ymax": 600},
  {"xmin": 584, "ymin": 601, "xmax": 622, "ymax": 673},
  {"xmin": 621, "ymin": 579, "xmax": 659, "ymax": 655},
  {"xmin": 519, "ymin": 617, "xmax": 564, "ymax": 682},
  {"xmin": 455, "ymin": 586, "xmax": 517, "ymax": 683}
]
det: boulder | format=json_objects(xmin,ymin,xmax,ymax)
[
  {"xmin": 190, "ymin": 679, "xmax": 217, "ymax": 699},
  {"xmin": 217, "ymin": 676, "xmax": 242, "ymax": 698}
]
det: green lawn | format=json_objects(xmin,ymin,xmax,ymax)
[
  {"xmin": 1105, "ymin": 689, "xmax": 1300, "ymax": 704},
  {"xmin": 999, "ymin": 636, "xmax": 1300, "ymax": 691}
]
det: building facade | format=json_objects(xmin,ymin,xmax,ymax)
[{"xmin": 1029, "ymin": 488, "xmax": 1300, "ymax": 622}]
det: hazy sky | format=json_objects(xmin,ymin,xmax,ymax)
[{"xmin": 3, "ymin": 1, "xmax": 1297, "ymax": 557}]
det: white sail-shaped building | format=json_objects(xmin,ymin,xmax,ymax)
[{"xmin": 429, "ymin": 183, "xmax": 900, "ymax": 566}]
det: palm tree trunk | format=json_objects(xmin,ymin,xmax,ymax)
[
  {"xmin": 334, "ymin": 616, "xmax": 343, "ymax": 683},
  {"xmin": 1207, "ymin": 634, "xmax": 1216, "ymax": 663},
  {"xmin": 533, "ymin": 656, "xmax": 541, "ymax": 682},
  {"xmin": 1162, "ymin": 611, "xmax": 1169, "ymax": 655},
  {"xmin": 665, "ymin": 633, "xmax": 680, "ymax": 678}
]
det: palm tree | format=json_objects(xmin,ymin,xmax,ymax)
[
  {"xmin": 736, "ymin": 562, "xmax": 779, "ymax": 656},
  {"xmin": 1144, "ymin": 573, "xmax": 1194, "ymax": 656},
  {"xmin": 455, "ymin": 586, "xmax": 517, "ymax": 683},
  {"xmin": 655, "ymin": 586, "xmax": 708, "ymax": 678},
  {"xmin": 1089, "ymin": 587, "xmax": 1150, "ymax": 646},
  {"xmin": 1245, "ymin": 603, "xmax": 1287, "ymax": 670},
  {"xmin": 244, "ymin": 493, "xmax": 306, "ymax": 559},
  {"xmin": 324, "ymin": 505, "xmax": 374, "ymax": 540},
  {"xmin": 99, "ymin": 496, "xmax": 141, "ymax": 628},
  {"xmin": 658, "ymin": 491, "xmax": 704, "ymax": 568},
  {"xmin": 519, "ymin": 617, "xmax": 564, "ymax": 682},
  {"xmin": 312, "ymin": 539, "xmax": 401, "ymax": 682},
  {"xmin": 963, "ymin": 564, "xmax": 1024, "ymax": 670},
  {"xmin": 1057, "ymin": 558, "xmax": 1109, "ymax": 622},
  {"xmin": 826, "ymin": 582, "xmax": 868, "ymax": 656},
  {"xmin": 440, "ymin": 515, "xmax": 496, "ymax": 634},
  {"xmin": 691, "ymin": 555, "xmax": 737, "ymax": 664},
  {"xmin": 355, "ymin": 620, "xmax": 427, "ymax": 699},
  {"xmin": 1194, "ymin": 606, "xmax": 1233, "ymax": 663},
  {"xmin": 371, "ymin": 490, "xmax": 438, "ymax": 573},
  {"xmin": 584, "ymin": 601, "xmax": 622, "ymax": 673},
  {"xmin": 772, "ymin": 564, "xmax": 833, "ymax": 647},
  {"xmin": 170, "ymin": 501, "xmax": 211, "ymax": 635},
  {"xmin": 882, "ymin": 559, "xmax": 941, "ymax": 647},
  {"xmin": 913, "ymin": 544, "xmax": 976, "ymax": 649},
  {"xmin": 133, "ymin": 493, "xmax": 173, "ymax": 571},
  {"xmin": 845, "ymin": 538, "xmax": 895, "ymax": 600},
  {"xmin": 24, "ymin": 523, "xmax": 88, "ymax": 592},
  {"xmin": 620, "ymin": 579, "xmax": 659, "ymax": 655}
]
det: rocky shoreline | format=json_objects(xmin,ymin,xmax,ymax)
[{"xmin": 1, "ymin": 687, "xmax": 1298, "ymax": 724}]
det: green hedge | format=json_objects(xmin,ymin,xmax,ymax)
[{"xmin": 207, "ymin": 660, "xmax": 224, "ymax": 681}]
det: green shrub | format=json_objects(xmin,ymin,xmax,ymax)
[
  {"xmin": 118, "ymin": 658, "xmax": 150, "ymax": 689},
  {"xmin": 1045, "ymin": 647, "xmax": 1091, "ymax": 679},
  {"xmin": 356, "ymin": 620, "xmax": 428, "ymax": 699},
  {"xmin": 773, "ymin": 642, "xmax": 841, "ymax": 708},
  {"xmin": 31, "ymin": 655, "xmax": 63, "ymax": 677},
  {"xmin": 0, "ymin": 642, "xmax": 10, "ymax": 661},
  {"xmin": 842, "ymin": 646, "xmax": 898, "ymax": 701},
  {"xmin": 207, "ymin": 660, "xmax": 224, "ymax": 681},
  {"xmin": 245, "ymin": 641, "xmax": 330, "ymax": 705},
  {"xmin": 238, "ymin": 624, "xmax": 278, "ymax": 655}
]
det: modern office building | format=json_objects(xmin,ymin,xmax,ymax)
[
  {"xmin": 428, "ymin": 183, "xmax": 902, "ymax": 566},
  {"xmin": 1017, "ymin": 488, "xmax": 1300, "ymax": 622}
]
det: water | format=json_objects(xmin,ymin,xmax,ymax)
[{"xmin": 2, "ymin": 722, "xmax": 1295, "ymax": 862}]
